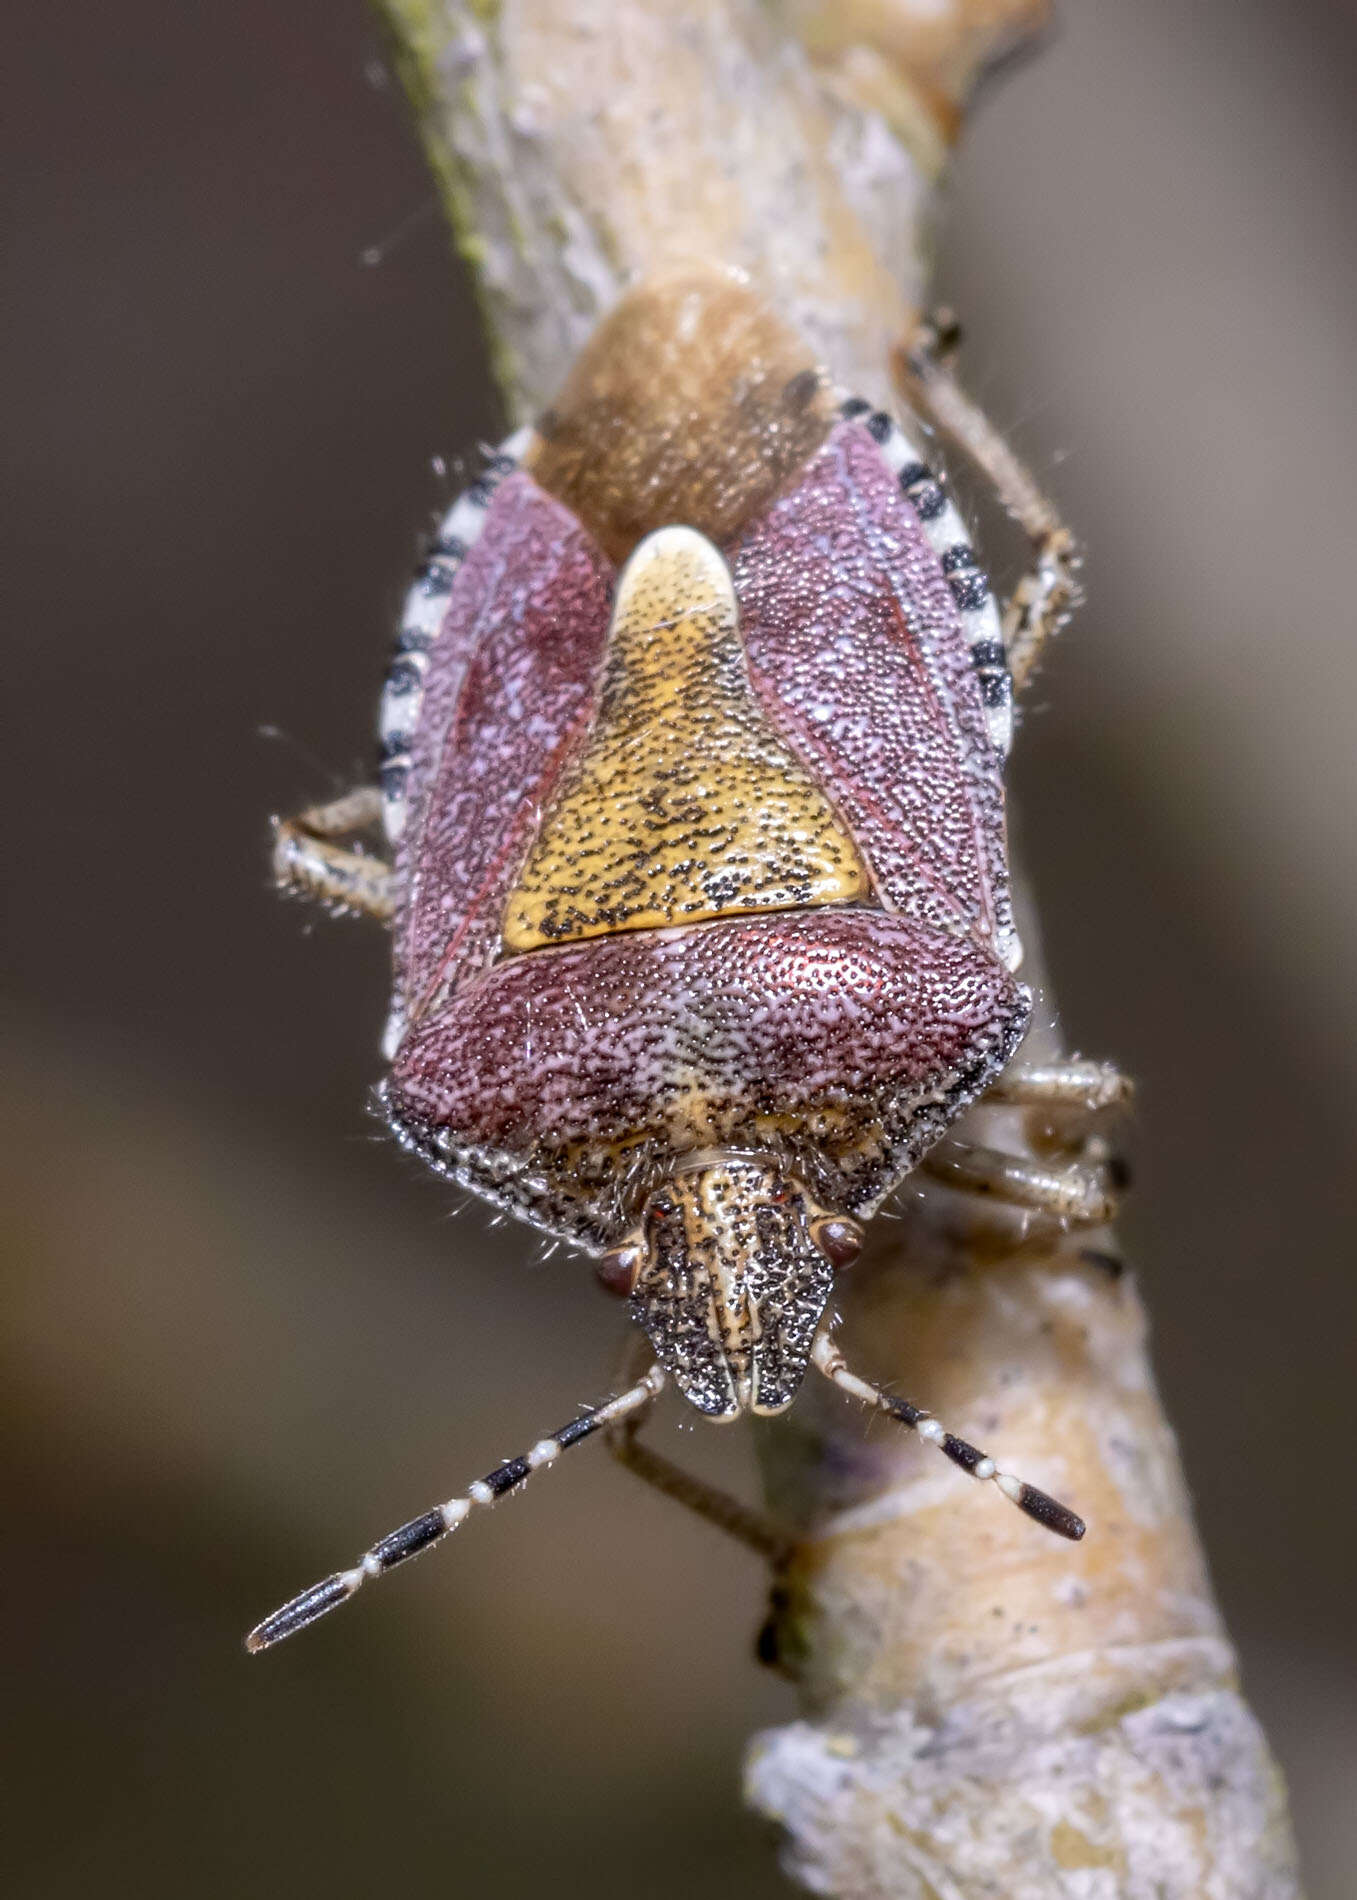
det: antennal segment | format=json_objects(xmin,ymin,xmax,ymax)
[
  {"xmin": 810, "ymin": 1332, "xmax": 1084, "ymax": 1541},
  {"xmin": 245, "ymin": 1363, "xmax": 666, "ymax": 1653}
]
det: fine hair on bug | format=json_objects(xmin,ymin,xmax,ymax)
[{"xmin": 254, "ymin": 264, "xmax": 1128, "ymax": 1655}]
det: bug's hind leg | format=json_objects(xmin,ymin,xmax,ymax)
[
  {"xmin": 895, "ymin": 310, "xmax": 1081, "ymax": 692},
  {"xmin": 272, "ymin": 785, "xmax": 394, "ymax": 923}
]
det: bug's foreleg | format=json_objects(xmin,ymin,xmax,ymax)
[
  {"xmin": 245, "ymin": 1363, "xmax": 666, "ymax": 1653},
  {"xmin": 602, "ymin": 1335, "xmax": 790, "ymax": 1561},
  {"xmin": 984, "ymin": 1056, "xmax": 1133, "ymax": 1113},
  {"xmin": 896, "ymin": 310, "xmax": 1081, "ymax": 693},
  {"xmin": 811, "ymin": 1331, "xmax": 1085, "ymax": 1540},
  {"xmin": 920, "ymin": 1137, "xmax": 1121, "ymax": 1227},
  {"xmin": 608, "ymin": 1417, "xmax": 791, "ymax": 1564},
  {"xmin": 272, "ymin": 785, "xmax": 395, "ymax": 923}
]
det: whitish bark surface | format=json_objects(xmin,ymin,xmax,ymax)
[{"xmin": 374, "ymin": 2, "xmax": 1304, "ymax": 1892}]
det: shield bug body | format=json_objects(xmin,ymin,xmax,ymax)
[{"xmin": 252, "ymin": 269, "xmax": 1127, "ymax": 1653}]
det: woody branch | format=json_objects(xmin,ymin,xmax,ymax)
[{"xmin": 372, "ymin": 2, "xmax": 1303, "ymax": 1894}]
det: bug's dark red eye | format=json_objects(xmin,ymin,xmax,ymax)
[
  {"xmin": 811, "ymin": 1217, "xmax": 864, "ymax": 1271},
  {"xmin": 595, "ymin": 1245, "xmax": 641, "ymax": 1297}
]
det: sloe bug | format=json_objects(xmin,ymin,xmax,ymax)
[{"xmin": 249, "ymin": 269, "xmax": 1128, "ymax": 1653}]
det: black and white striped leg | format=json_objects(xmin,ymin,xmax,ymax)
[
  {"xmin": 245, "ymin": 1363, "xmax": 666, "ymax": 1652},
  {"xmin": 985, "ymin": 1057, "xmax": 1133, "ymax": 1113},
  {"xmin": 810, "ymin": 1332, "xmax": 1084, "ymax": 1541},
  {"xmin": 921, "ymin": 1136, "xmax": 1119, "ymax": 1226},
  {"xmin": 272, "ymin": 785, "xmax": 394, "ymax": 924},
  {"xmin": 897, "ymin": 309, "xmax": 1083, "ymax": 694}
]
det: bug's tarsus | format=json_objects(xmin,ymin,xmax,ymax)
[
  {"xmin": 896, "ymin": 309, "xmax": 1083, "ymax": 694},
  {"xmin": 810, "ymin": 1331, "xmax": 1085, "ymax": 1542},
  {"xmin": 244, "ymin": 1364, "xmax": 666, "ymax": 1653}
]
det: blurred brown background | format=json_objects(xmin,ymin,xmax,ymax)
[{"xmin": 4, "ymin": 1, "xmax": 1355, "ymax": 1894}]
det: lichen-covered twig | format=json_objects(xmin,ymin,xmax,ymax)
[{"xmin": 373, "ymin": 3, "xmax": 1303, "ymax": 1892}]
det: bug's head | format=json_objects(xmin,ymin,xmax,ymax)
[{"xmin": 597, "ymin": 1155, "xmax": 863, "ymax": 1419}]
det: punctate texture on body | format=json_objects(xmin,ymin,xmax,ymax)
[
  {"xmin": 249, "ymin": 269, "xmax": 1107, "ymax": 1657},
  {"xmin": 382, "ymin": 275, "xmax": 1027, "ymax": 1262}
]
